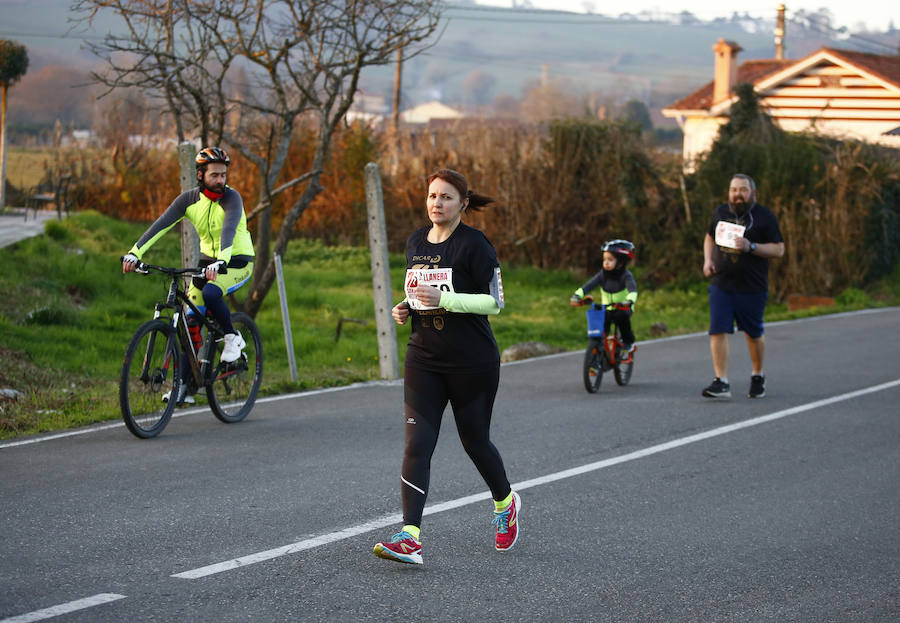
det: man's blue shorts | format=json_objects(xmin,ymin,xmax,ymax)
[{"xmin": 708, "ymin": 284, "xmax": 767, "ymax": 338}]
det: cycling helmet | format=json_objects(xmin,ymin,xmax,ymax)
[
  {"xmin": 195, "ymin": 146, "xmax": 230, "ymax": 168},
  {"xmin": 602, "ymin": 239, "xmax": 635, "ymax": 264}
]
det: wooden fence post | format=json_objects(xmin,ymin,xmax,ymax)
[
  {"xmin": 177, "ymin": 142, "xmax": 199, "ymax": 268},
  {"xmin": 365, "ymin": 162, "xmax": 399, "ymax": 380}
]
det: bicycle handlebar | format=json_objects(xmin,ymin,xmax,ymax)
[
  {"xmin": 121, "ymin": 257, "xmax": 225, "ymax": 278},
  {"xmin": 572, "ymin": 295, "xmax": 632, "ymax": 311}
]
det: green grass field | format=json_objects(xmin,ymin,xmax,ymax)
[{"xmin": 0, "ymin": 211, "xmax": 896, "ymax": 439}]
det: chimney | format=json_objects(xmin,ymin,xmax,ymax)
[
  {"xmin": 775, "ymin": 4, "xmax": 786, "ymax": 60},
  {"xmin": 712, "ymin": 38, "xmax": 743, "ymax": 105}
]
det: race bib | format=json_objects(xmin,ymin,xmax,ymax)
[
  {"xmin": 405, "ymin": 268, "xmax": 454, "ymax": 310},
  {"xmin": 715, "ymin": 221, "xmax": 745, "ymax": 251}
]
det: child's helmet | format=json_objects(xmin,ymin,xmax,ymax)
[{"xmin": 602, "ymin": 239, "xmax": 635, "ymax": 264}]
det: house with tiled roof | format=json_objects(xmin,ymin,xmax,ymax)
[{"xmin": 663, "ymin": 39, "xmax": 900, "ymax": 170}]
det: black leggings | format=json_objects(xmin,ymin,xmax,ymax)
[
  {"xmin": 401, "ymin": 365, "xmax": 510, "ymax": 528},
  {"xmin": 605, "ymin": 308, "xmax": 635, "ymax": 345}
]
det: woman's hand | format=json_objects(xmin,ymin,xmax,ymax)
[
  {"xmin": 415, "ymin": 284, "xmax": 442, "ymax": 308},
  {"xmin": 392, "ymin": 301, "xmax": 410, "ymax": 325}
]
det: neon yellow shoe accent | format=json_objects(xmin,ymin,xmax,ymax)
[
  {"xmin": 402, "ymin": 524, "xmax": 421, "ymax": 541},
  {"xmin": 493, "ymin": 492, "xmax": 513, "ymax": 512}
]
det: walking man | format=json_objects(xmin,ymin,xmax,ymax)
[{"xmin": 702, "ymin": 173, "xmax": 784, "ymax": 399}]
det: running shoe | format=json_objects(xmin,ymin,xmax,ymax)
[
  {"xmin": 702, "ymin": 377, "xmax": 731, "ymax": 398},
  {"xmin": 493, "ymin": 491, "xmax": 521, "ymax": 552},
  {"xmin": 373, "ymin": 530, "xmax": 423, "ymax": 565},
  {"xmin": 748, "ymin": 374, "xmax": 766, "ymax": 398}
]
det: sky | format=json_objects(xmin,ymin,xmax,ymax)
[{"xmin": 474, "ymin": 1, "xmax": 899, "ymax": 32}]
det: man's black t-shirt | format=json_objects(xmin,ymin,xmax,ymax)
[
  {"xmin": 405, "ymin": 223, "xmax": 500, "ymax": 373},
  {"xmin": 708, "ymin": 202, "xmax": 783, "ymax": 293}
]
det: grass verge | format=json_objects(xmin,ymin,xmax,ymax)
[{"xmin": 1, "ymin": 211, "xmax": 897, "ymax": 439}]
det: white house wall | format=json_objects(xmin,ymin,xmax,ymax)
[
  {"xmin": 682, "ymin": 116, "xmax": 726, "ymax": 172},
  {"xmin": 758, "ymin": 59, "xmax": 900, "ymax": 143}
]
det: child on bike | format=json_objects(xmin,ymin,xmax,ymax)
[{"xmin": 569, "ymin": 239, "xmax": 638, "ymax": 355}]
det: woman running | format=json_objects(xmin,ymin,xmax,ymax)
[{"xmin": 373, "ymin": 169, "xmax": 519, "ymax": 565}]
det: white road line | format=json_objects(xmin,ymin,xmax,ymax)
[
  {"xmin": 0, "ymin": 593, "xmax": 125, "ymax": 623},
  {"xmin": 172, "ymin": 378, "xmax": 900, "ymax": 580},
  {"xmin": 2, "ymin": 308, "xmax": 895, "ymax": 450},
  {"xmin": 0, "ymin": 381, "xmax": 400, "ymax": 449}
]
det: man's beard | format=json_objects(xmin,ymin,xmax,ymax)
[
  {"xmin": 202, "ymin": 179, "xmax": 225, "ymax": 194},
  {"xmin": 729, "ymin": 199, "xmax": 750, "ymax": 216}
]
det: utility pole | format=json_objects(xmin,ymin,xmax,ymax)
[{"xmin": 391, "ymin": 48, "xmax": 402, "ymax": 176}]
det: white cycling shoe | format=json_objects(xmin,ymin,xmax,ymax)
[{"xmin": 220, "ymin": 333, "xmax": 246, "ymax": 363}]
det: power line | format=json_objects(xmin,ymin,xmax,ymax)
[
  {"xmin": 792, "ymin": 14, "xmax": 898, "ymax": 53},
  {"xmin": 0, "ymin": 30, "xmax": 104, "ymax": 42}
]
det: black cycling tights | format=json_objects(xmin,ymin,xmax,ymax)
[
  {"xmin": 401, "ymin": 365, "xmax": 511, "ymax": 528},
  {"xmin": 202, "ymin": 282, "xmax": 235, "ymax": 335},
  {"xmin": 605, "ymin": 308, "xmax": 635, "ymax": 345}
]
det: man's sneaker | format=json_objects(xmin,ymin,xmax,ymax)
[
  {"xmin": 702, "ymin": 377, "xmax": 731, "ymax": 398},
  {"xmin": 493, "ymin": 491, "xmax": 521, "ymax": 552},
  {"xmin": 748, "ymin": 374, "xmax": 766, "ymax": 398},
  {"xmin": 373, "ymin": 531, "xmax": 423, "ymax": 565},
  {"xmin": 220, "ymin": 333, "xmax": 246, "ymax": 363},
  {"xmin": 162, "ymin": 384, "xmax": 195, "ymax": 406},
  {"xmin": 619, "ymin": 343, "xmax": 635, "ymax": 362}
]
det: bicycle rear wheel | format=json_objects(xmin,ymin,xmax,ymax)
[
  {"xmin": 120, "ymin": 319, "xmax": 179, "ymax": 438},
  {"xmin": 582, "ymin": 338, "xmax": 604, "ymax": 393},
  {"xmin": 206, "ymin": 312, "xmax": 263, "ymax": 423}
]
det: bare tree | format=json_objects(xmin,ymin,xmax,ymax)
[{"xmin": 74, "ymin": 0, "xmax": 442, "ymax": 316}]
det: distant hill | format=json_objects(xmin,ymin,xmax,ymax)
[
  {"xmin": 368, "ymin": 4, "xmax": 899, "ymax": 113},
  {"xmin": 2, "ymin": 0, "xmax": 896, "ymax": 130}
]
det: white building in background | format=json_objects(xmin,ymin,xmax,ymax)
[
  {"xmin": 346, "ymin": 91, "xmax": 389, "ymax": 126},
  {"xmin": 399, "ymin": 101, "xmax": 463, "ymax": 124},
  {"xmin": 663, "ymin": 39, "xmax": 900, "ymax": 171}
]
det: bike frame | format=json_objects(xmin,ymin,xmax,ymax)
[{"xmin": 143, "ymin": 268, "xmax": 224, "ymax": 390}]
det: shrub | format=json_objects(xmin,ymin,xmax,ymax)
[{"xmin": 44, "ymin": 219, "xmax": 71, "ymax": 242}]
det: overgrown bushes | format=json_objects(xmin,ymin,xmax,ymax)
[{"xmin": 50, "ymin": 90, "xmax": 900, "ymax": 300}]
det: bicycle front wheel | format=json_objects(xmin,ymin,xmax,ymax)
[
  {"xmin": 582, "ymin": 339, "xmax": 604, "ymax": 394},
  {"xmin": 206, "ymin": 312, "xmax": 263, "ymax": 423},
  {"xmin": 120, "ymin": 319, "xmax": 179, "ymax": 439}
]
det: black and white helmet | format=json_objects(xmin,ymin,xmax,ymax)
[{"xmin": 602, "ymin": 239, "xmax": 635, "ymax": 265}]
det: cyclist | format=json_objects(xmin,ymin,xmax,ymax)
[
  {"xmin": 569, "ymin": 239, "xmax": 638, "ymax": 356},
  {"xmin": 121, "ymin": 146, "xmax": 255, "ymax": 405}
]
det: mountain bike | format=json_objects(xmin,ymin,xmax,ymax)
[
  {"xmin": 119, "ymin": 260, "xmax": 263, "ymax": 438},
  {"xmin": 573, "ymin": 296, "xmax": 635, "ymax": 393}
]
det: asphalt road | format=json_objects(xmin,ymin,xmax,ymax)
[
  {"xmin": 0, "ymin": 209, "xmax": 61, "ymax": 250},
  {"xmin": 2, "ymin": 309, "xmax": 899, "ymax": 622}
]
